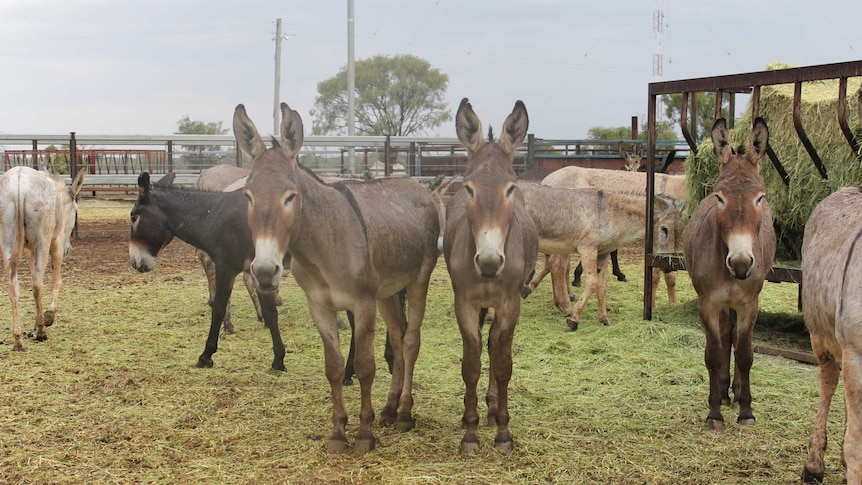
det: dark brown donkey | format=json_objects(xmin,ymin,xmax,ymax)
[
  {"xmin": 443, "ymin": 98, "xmax": 538, "ymax": 455},
  {"xmin": 683, "ymin": 117, "xmax": 776, "ymax": 431},
  {"xmin": 236, "ymin": 103, "xmax": 440, "ymax": 454},
  {"xmin": 800, "ymin": 186, "xmax": 862, "ymax": 484}
]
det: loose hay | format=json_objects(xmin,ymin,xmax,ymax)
[
  {"xmin": 0, "ymin": 200, "xmax": 846, "ymax": 484},
  {"xmin": 684, "ymin": 62, "xmax": 862, "ymax": 260}
]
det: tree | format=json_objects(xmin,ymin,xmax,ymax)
[
  {"xmin": 586, "ymin": 119, "xmax": 678, "ymax": 142},
  {"xmin": 310, "ymin": 54, "xmax": 452, "ymax": 136},
  {"xmin": 661, "ymin": 93, "xmax": 733, "ymax": 142},
  {"xmin": 175, "ymin": 115, "xmax": 230, "ymax": 169}
]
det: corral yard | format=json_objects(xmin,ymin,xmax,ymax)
[{"xmin": 0, "ymin": 199, "xmax": 846, "ymax": 484}]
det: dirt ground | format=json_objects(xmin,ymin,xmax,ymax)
[{"xmin": 65, "ymin": 219, "xmax": 199, "ymax": 283}]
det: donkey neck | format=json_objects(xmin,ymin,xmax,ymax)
[
  {"xmin": 288, "ymin": 170, "xmax": 370, "ymax": 266},
  {"xmin": 152, "ymin": 187, "xmax": 247, "ymax": 252}
]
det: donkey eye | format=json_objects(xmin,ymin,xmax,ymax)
[
  {"xmin": 755, "ymin": 194, "xmax": 765, "ymax": 207},
  {"xmin": 714, "ymin": 193, "xmax": 726, "ymax": 208},
  {"xmin": 505, "ymin": 185, "xmax": 516, "ymax": 198},
  {"xmin": 243, "ymin": 190, "xmax": 253, "ymax": 206},
  {"xmin": 464, "ymin": 184, "xmax": 475, "ymax": 199},
  {"xmin": 130, "ymin": 215, "xmax": 139, "ymax": 224},
  {"xmin": 284, "ymin": 193, "xmax": 296, "ymax": 206}
]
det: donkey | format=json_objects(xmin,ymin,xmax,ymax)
[
  {"xmin": 0, "ymin": 167, "xmax": 85, "ymax": 350},
  {"xmin": 518, "ymin": 182, "xmax": 681, "ymax": 329},
  {"xmin": 574, "ymin": 149, "xmax": 678, "ymax": 286},
  {"xmin": 443, "ymin": 98, "xmax": 538, "ymax": 455},
  {"xmin": 683, "ymin": 118, "xmax": 776, "ymax": 431},
  {"xmin": 801, "ymin": 186, "xmax": 862, "ymax": 484},
  {"xmin": 237, "ymin": 103, "xmax": 439, "ymax": 454},
  {"xmin": 129, "ymin": 172, "xmax": 287, "ymax": 371}
]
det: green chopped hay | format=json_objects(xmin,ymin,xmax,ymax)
[
  {"xmin": 684, "ymin": 62, "xmax": 862, "ymax": 260},
  {"xmin": 0, "ymin": 201, "xmax": 842, "ymax": 484}
]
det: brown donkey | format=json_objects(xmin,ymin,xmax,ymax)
[
  {"xmin": 443, "ymin": 98, "xmax": 538, "ymax": 455},
  {"xmin": 683, "ymin": 117, "xmax": 776, "ymax": 430},
  {"xmin": 236, "ymin": 103, "xmax": 440, "ymax": 454},
  {"xmin": 801, "ymin": 186, "xmax": 862, "ymax": 483}
]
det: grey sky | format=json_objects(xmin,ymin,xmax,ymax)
[{"xmin": 1, "ymin": 0, "xmax": 858, "ymax": 139}]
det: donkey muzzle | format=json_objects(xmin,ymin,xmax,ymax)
[{"xmin": 473, "ymin": 229, "xmax": 506, "ymax": 278}]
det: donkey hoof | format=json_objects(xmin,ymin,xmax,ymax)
[
  {"xmin": 44, "ymin": 310, "xmax": 56, "ymax": 327},
  {"xmin": 566, "ymin": 317, "xmax": 579, "ymax": 331},
  {"xmin": 342, "ymin": 376, "xmax": 354, "ymax": 386},
  {"xmin": 327, "ymin": 438, "xmax": 349, "ymax": 454},
  {"xmin": 600, "ymin": 317, "xmax": 613, "ymax": 326},
  {"xmin": 396, "ymin": 413, "xmax": 416, "ymax": 432},
  {"xmin": 195, "ymin": 358, "xmax": 214, "ymax": 369},
  {"xmin": 616, "ymin": 275, "xmax": 627, "ymax": 282},
  {"xmin": 34, "ymin": 334, "xmax": 48, "ymax": 342},
  {"xmin": 801, "ymin": 466, "xmax": 824, "ymax": 483},
  {"xmin": 13, "ymin": 342, "xmax": 25, "ymax": 351},
  {"xmin": 494, "ymin": 436, "xmax": 514, "ymax": 455},
  {"xmin": 737, "ymin": 416, "xmax": 756, "ymax": 426},
  {"xmin": 460, "ymin": 437, "xmax": 480, "ymax": 455},
  {"xmin": 353, "ymin": 433, "xmax": 375, "ymax": 454},
  {"xmin": 520, "ymin": 286, "xmax": 532, "ymax": 299},
  {"xmin": 705, "ymin": 417, "xmax": 725, "ymax": 431}
]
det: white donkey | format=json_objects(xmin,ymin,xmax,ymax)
[{"xmin": 0, "ymin": 166, "xmax": 85, "ymax": 350}]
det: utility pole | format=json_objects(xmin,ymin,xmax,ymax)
[
  {"xmin": 653, "ymin": 1, "xmax": 665, "ymax": 119},
  {"xmin": 347, "ymin": 0, "xmax": 356, "ymax": 174},
  {"xmin": 273, "ymin": 18, "xmax": 289, "ymax": 137}
]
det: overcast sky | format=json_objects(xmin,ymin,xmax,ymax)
[{"xmin": 1, "ymin": 0, "xmax": 859, "ymax": 140}]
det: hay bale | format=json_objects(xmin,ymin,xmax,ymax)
[{"xmin": 684, "ymin": 62, "xmax": 862, "ymax": 260}]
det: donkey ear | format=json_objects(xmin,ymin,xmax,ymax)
[
  {"xmin": 747, "ymin": 117, "xmax": 769, "ymax": 168},
  {"xmin": 498, "ymin": 100, "xmax": 529, "ymax": 156},
  {"xmin": 137, "ymin": 172, "xmax": 151, "ymax": 195},
  {"xmin": 279, "ymin": 102, "xmax": 304, "ymax": 162},
  {"xmin": 456, "ymin": 98, "xmax": 484, "ymax": 155},
  {"xmin": 69, "ymin": 170, "xmax": 86, "ymax": 197},
  {"xmin": 155, "ymin": 172, "xmax": 176, "ymax": 187},
  {"xmin": 710, "ymin": 118, "xmax": 733, "ymax": 168},
  {"xmin": 233, "ymin": 104, "xmax": 267, "ymax": 159}
]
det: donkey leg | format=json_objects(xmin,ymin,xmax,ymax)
[
  {"xmin": 595, "ymin": 254, "xmax": 612, "ymax": 326},
  {"xmin": 308, "ymin": 301, "xmax": 350, "ymax": 453},
  {"xmin": 6, "ymin": 257, "xmax": 25, "ymax": 351},
  {"xmin": 377, "ymin": 294, "xmax": 407, "ymax": 427},
  {"xmin": 347, "ymin": 300, "xmax": 378, "ymax": 454},
  {"xmin": 523, "ymin": 253, "xmax": 551, "ymax": 297},
  {"xmin": 455, "ymin": 294, "xmax": 483, "ymax": 454},
  {"xmin": 258, "ymin": 291, "xmax": 285, "ymax": 372},
  {"xmin": 343, "ymin": 311, "xmax": 357, "ymax": 385},
  {"xmin": 610, "ymin": 250, "xmax": 626, "ymax": 282},
  {"xmin": 841, "ymin": 348, "xmax": 862, "ymax": 484},
  {"xmin": 664, "ymin": 270, "xmax": 678, "ymax": 305},
  {"xmin": 196, "ymin": 271, "xmax": 236, "ymax": 368},
  {"xmin": 242, "ymin": 270, "xmax": 264, "ymax": 324},
  {"xmin": 802, "ymin": 337, "xmax": 839, "ymax": 483},
  {"xmin": 548, "ymin": 254, "xmax": 573, "ymax": 316},
  {"xmin": 700, "ymin": 301, "xmax": 727, "ymax": 430},
  {"xmin": 572, "ymin": 261, "xmax": 583, "ymax": 287},
  {"xmin": 45, "ymin": 239, "xmax": 65, "ymax": 328},
  {"xmin": 719, "ymin": 308, "xmax": 733, "ymax": 406},
  {"xmin": 29, "ymin": 244, "xmax": 50, "ymax": 341},
  {"xmin": 487, "ymin": 296, "xmax": 519, "ymax": 455},
  {"xmin": 733, "ymin": 304, "xmax": 758, "ymax": 425},
  {"xmin": 568, "ymin": 250, "xmax": 598, "ymax": 331}
]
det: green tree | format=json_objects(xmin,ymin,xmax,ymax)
[
  {"xmin": 661, "ymin": 93, "xmax": 733, "ymax": 143},
  {"xmin": 175, "ymin": 115, "xmax": 230, "ymax": 169},
  {"xmin": 586, "ymin": 119, "xmax": 678, "ymax": 141},
  {"xmin": 310, "ymin": 54, "xmax": 452, "ymax": 136}
]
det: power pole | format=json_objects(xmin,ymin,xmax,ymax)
[
  {"xmin": 347, "ymin": 0, "xmax": 356, "ymax": 174},
  {"xmin": 273, "ymin": 18, "xmax": 290, "ymax": 137},
  {"xmin": 653, "ymin": 1, "xmax": 665, "ymax": 118}
]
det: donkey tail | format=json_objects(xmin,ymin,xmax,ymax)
[{"xmin": 10, "ymin": 173, "xmax": 26, "ymax": 268}]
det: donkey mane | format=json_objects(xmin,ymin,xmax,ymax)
[{"xmin": 488, "ymin": 126, "xmax": 495, "ymax": 142}]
